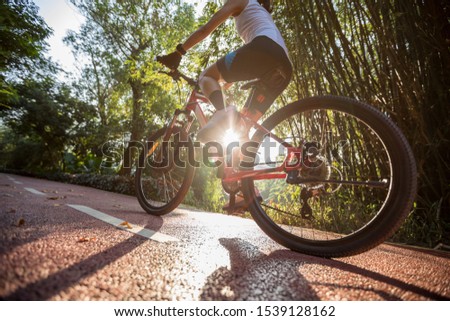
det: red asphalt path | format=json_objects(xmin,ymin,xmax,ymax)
[{"xmin": 0, "ymin": 173, "xmax": 449, "ymax": 300}]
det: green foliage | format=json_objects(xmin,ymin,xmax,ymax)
[
  {"xmin": 0, "ymin": 0, "xmax": 50, "ymax": 71},
  {"xmin": 0, "ymin": 0, "xmax": 52, "ymax": 107},
  {"xmin": 276, "ymin": 0, "xmax": 449, "ymax": 247},
  {"xmin": 1, "ymin": 77, "xmax": 96, "ymax": 171},
  {"xmin": 393, "ymin": 197, "xmax": 448, "ymax": 247},
  {"xmin": 186, "ymin": 164, "xmax": 227, "ymax": 213}
]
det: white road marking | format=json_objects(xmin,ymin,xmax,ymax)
[
  {"xmin": 6, "ymin": 176, "xmax": 22, "ymax": 184},
  {"xmin": 67, "ymin": 204, "xmax": 179, "ymax": 243},
  {"xmin": 24, "ymin": 188, "xmax": 46, "ymax": 196}
]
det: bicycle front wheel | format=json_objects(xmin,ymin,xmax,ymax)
[
  {"xmin": 135, "ymin": 127, "xmax": 195, "ymax": 216},
  {"xmin": 242, "ymin": 96, "xmax": 417, "ymax": 257}
]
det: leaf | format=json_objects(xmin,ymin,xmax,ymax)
[
  {"xmin": 77, "ymin": 237, "xmax": 97, "ymax": 243},
  {"xmin": 119, "ymin": 221, "xmax": 133, "ymax": 229},
  {"xmin": 47, "ymin": 196, "xmax": 59, "ymax": 200},
  {"xmin": 17, "ymin": 218, "xmax": 25, "ymax": 227}
]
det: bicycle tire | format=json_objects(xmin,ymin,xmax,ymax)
[
  {"xmin": 135, "ymin": 127, "xmax": 195, "ymax": 216},
  {"xmin": 241, "ymin": 96, "xmax": 417, "ymax": 257}
]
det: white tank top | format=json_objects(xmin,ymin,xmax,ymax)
[{"xmin": 234, "ymin": 0, "xmax": 289, "ymax": 56}]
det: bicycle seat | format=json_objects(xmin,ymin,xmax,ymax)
[{"xmin": 241, "ymin": 79, "xmax": 261, "ymax": 91}]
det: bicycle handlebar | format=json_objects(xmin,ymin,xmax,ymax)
[
  {"xmin": 159, "ymin": 69, "xmax": 197, "ymax": 87},
  {"xmin": 155, "ymin": 57, "xmax": 197, "ymax": 87}
]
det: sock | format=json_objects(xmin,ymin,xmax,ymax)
[{"xmin": 208, "ymin": 90, "xmax": 225, "ymax": 110}]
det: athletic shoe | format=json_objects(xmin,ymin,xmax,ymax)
[{"xmin": 197, "ymin": 106, "xmax": 241, "ymax": 144}]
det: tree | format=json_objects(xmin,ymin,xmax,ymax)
[
  {"xmin": 1, "ymin": 77, "xmax": 93, "ymax": 171},
  {"xmin": 71, "ymin": 0, "xmax": 197, "ymax": 175},
  {"xmin": 65, "ymin": 21, "xmax": 125, "ymax": 128},
  {"xmin": 64, "ymin": 20, "xmax": 129, "ymax": 166},
  {"xmin": 0, "ymin": 0, "xmax": 51, "ymax": 108}
]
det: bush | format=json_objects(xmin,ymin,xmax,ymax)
[{"xmin": 1, "ymin": 169, "xmax": 135, "ymax": 196}]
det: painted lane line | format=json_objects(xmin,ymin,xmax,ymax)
[
  {"xmin": 67, "ymin": 204, "xmax": 179, "ymax": 243},
  {"xmin": 24, "ymin": 188, "xmax": 47, "ymax": 196},
  {"xmin": 6, "ymin": 176, "xmax": 23, "ymax": 184}
]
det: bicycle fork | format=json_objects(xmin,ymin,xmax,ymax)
[{"xmin": 146, "ymin": 109, "xmax": 194, "ymax": 159}]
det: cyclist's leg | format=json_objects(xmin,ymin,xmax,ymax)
[
  {"xmin": 198, "ymin": 36, "xmax": 292, "ymax": 143},
  {"xmin": 241, "ymin": 64, "xmax": 292, "ymax": 123},
  {"xmin": 198, "ymin": 64, "xmax": 226, "ymax": 110},
  {"xmin": 199, "ymin": 35, "xmax": 288, "ymax": 113},
  {"xmin": 197, "ymin": 62, "xmax": 240, "ymax": 144},
  {"xmin": 218, "ymin": 36, "xmax": 292, "ymax": 118}
]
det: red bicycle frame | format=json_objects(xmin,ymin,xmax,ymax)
[{"xmin": 163, "ymin": 84, "xmax": 304, "ymax": 185}]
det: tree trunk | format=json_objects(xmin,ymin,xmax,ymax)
[{"xmin": 119, "ymin": 79, "xmax": 144, "ymax": 176}]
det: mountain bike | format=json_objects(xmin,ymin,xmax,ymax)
[{"xmin": 135, "ymin": 67, "xmax": 417, "ymax": 257}]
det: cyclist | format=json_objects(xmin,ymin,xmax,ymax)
[{"xmin": 158, "ymin": 0, "xmax": 292, "ymax": 143}]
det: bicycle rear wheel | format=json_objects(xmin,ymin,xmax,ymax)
[
  {"xmin": 135, "ymin": 127, "xmax": 195, "ymax": 216},
  {"xmin": 241, "ymin": 96, "xmax": 417, "ymax": 257}
]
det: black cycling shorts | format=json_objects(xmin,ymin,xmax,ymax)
[{"xmin": 217, "ymin": 36, "xmax": 292, "ymax": 113}]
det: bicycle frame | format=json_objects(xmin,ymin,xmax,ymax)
[{"xmin": 161, "ymin": 80, "xmax": 304, "ymax": 186}]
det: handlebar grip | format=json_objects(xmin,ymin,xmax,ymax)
[
  {"xmin": 155, "ymin": 56, "xmax": 197, "ymax": 86},
  {"xmin": 155, "ymin": 55, "xmax": 173, "ymax": 70}
]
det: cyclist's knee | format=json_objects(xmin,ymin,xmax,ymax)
[
  {"xmin": 200, "ymin": 64, "xmax": 222, "ymax": 82},
  {"xmin": 199, "ymin": 64, "xmax": 223, "ymax": 95}
]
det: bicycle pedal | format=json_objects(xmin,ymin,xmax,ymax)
[
  {"xmin": 222, "ymin": 201, "xmax": 247, "ymax": 214},
  {"xmin": 222, "ymin": 193, "xmax": 262, "ymax": 214},
  {"xmin": 223, "ymin": 192, "xmax": 244, "ymax": 213}
]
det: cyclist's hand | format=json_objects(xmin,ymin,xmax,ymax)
[{"xmin": 156, "ymin": 51, "xmax": 182, "ymax": 70}]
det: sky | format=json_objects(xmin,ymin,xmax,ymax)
[
  {"xmin": 32, "ymin": 0, "xmax": 213, "ymax": 76},
  {"xmin": 33, "ymin": 0, "xmax": 85, "ymax": 74}
]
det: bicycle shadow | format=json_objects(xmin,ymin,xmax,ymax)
[
  {"xmin": 199, "ymin": 238, "xmax": 319, "ymax": 300},
  {"xmin": 199, "ymin": 238, "xmax": 449, "ymax": 301}
]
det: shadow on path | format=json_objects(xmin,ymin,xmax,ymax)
[
  {"xmin": 1, "ymin": 217, "xmax": 163, "ymax": 300},
  {"xmin": 200, "ymin": 238, "xmax": 319, "ymax": 300},
  {"xmin": 200, "ymin": 238, "xmax": 449, "ymax": 301}
]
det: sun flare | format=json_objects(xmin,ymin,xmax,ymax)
[{"xmin": 222, "ymin": 128, "xmax": 241, "ymax": 146}]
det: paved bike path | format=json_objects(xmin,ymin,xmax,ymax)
[{"xmin": 1, "ymin": 174, "xmax": 449, "ymax": 300}]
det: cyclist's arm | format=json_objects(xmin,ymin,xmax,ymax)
[{"xmin": 181, "ymin": 0, "xmax": 246, "ymax": 51}]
